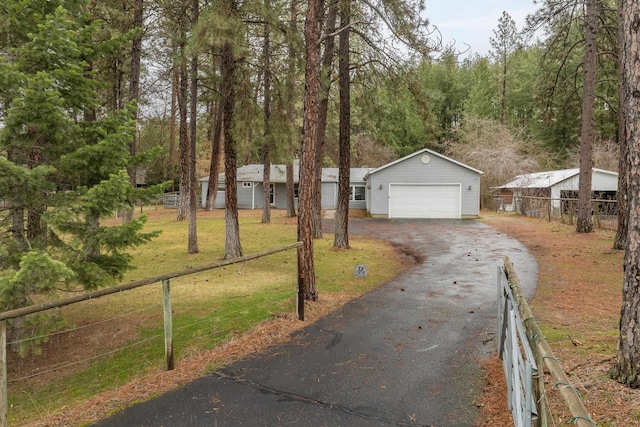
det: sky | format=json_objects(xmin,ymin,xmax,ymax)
[{"xmin": 422, "ymin": 0, "xmax": 541, "ymax": 58}]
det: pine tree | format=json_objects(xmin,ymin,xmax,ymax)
[
  {"xmin": 334, "ymin": 0, "xmax": 351, "ymax": 249},
  {"xmin": 0, "ymin": 4, "xmax": 159, "ymax": 341},
  {"xmin": 611, "ymin": 0, "xmax": 640, "ymax": 388},
  {"xmin": 490, "ymin": 11, "xmax": 520, "ymax": 125}
]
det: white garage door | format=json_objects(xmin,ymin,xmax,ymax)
[{"xmin": 389, "ymin": 184, "xmax": 461, "ymax": 219}]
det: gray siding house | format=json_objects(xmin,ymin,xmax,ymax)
[
  {"xmin": 200, "ymin": 165, "xmax": 370, "ymax": 210},
  {"xmin": 364, "ymin": 148, "xmax": 483, "ymax": 219}
]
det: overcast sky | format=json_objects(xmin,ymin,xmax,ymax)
[{"xmin": 422, "ymin": 0, "xmax": 540, "ymax": 57}]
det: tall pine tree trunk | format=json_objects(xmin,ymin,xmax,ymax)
[
  {"xmin": 611, "ymin": 0, "xmax": 640, "ymax": 388},
  {"xmin": 286, "ymin": 161, "xmax": 296, "ymax": 217},
  {"xmin": 334, "ymin": 0, "xmax": 350, "ymax": 249},
  {"xmin": 613, "ymin": 1, "xmax": 628, "ymax": 250},
  {"xmin": 576, "ymin": 0, "xmax": 598, "ymax": 233},
  {"xmin": 206, "ymin": 96, "xmax": 223, "ymax": 211},
  {"xmin": 177, "ymin": 38, "xmax": 189, "ymax": 221},
  {"xmin": 262, "ymin": 3, "xmax": 272, "ymax": 224},
  {"xmin": 169, "ymin": 60, "xmax": 179, "ymax": 191},
  {"xmin": 285, "ymin": 0, "xmax": 298, "ymax": 219},
  {"xmin": 122, "ymin": 0, "xmax": 144, "ymax": 224},
  {"xmin": 187, "ymin": 0, "xmax": 199, "ymax": 254},
  {"xmin": 298, "ymin": 0, "xmax": 324, "ymax": 302},
  {"xmin": 313, "ymin": 0, "xmax": 338, "ymax": 238},
  {"xmin": 222, "ymin": 40, "xmax": 243, "ymax": 259}
]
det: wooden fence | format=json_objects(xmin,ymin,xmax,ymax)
[
  {"xmin": 502, "ymin": 257, "xmax": 596, "ymax": 427},
  {"xmin": 0, "ymin": 242, "xmax": 302, "ymax": 427},
  {"xmin": 493, "ymin": 196, "xmax": 618, "ymax": 230}
]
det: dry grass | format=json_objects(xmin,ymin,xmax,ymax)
[
  {"xmin": 11, "ymin": 207, "xmax": 410, "ymax": 426},
  {"xmin": 477, "ymin": 211, "xmax": 640, "ymax": 427},
  {"xmin": 32, "ymin": 293, "xmax": 360, "ymax": 427},
  {"xmin": 17, "ymin": 207, "xmax": 640, "ymax": 426}
]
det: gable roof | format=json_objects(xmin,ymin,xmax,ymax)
[
  {"xmin": 498, "ymin": 168, "xmax": 618, "ymax": 189},
  {"xmin": 364, "ymin": 148, "xmax": 483, "ymax": 178}
]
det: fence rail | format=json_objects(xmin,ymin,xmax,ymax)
[
  {"xmin": 501, "ymin": 257, "xmax": 596, "ymax": 427},
  {"xmin": 163, "ymin": 192, "xmax": 203, "ymax": 209},
  {"xmin": 0, "ymin": 242, "xmax": 302, "ymax": 427},
  {"xmin": 498, "ymin": 265, "xmax": 538, "ymax": 426},
  {"xmin": 494, "ymin": 195, "xmax": 618, "ymax": 230}
]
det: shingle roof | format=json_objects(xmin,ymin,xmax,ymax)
[{"xmin": 200, "ymin": 164, "xmax": 369, "ymax": 183}]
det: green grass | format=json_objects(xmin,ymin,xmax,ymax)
[{"xmin": 8, "ymin": 209, "xmax": 404, "ymax": 426}]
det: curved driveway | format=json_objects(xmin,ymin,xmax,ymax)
[{"xmin": 92, "ymin": 218, "xmax": 537, "ymax": 427}]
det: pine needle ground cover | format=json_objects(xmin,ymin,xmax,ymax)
[
  {"xmin": 9, "ymin": 208, "xmax": 408, "ymax": 426},
  {"xmin": 476, "ymin": 211, "xmax": 640, "ymax": 427}
]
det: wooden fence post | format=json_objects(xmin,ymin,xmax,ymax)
[
  {"xmin": 296, "ymin": 247, "xmax": 304, "ymax": 321},
  {"xmin": 0, "ymin": 321, "xmax": 6, "ymax": 427},
  {"xmin": 162, "ymin": 280, "xmax": 174, "ymax": 370}
]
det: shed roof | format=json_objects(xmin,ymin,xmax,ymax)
[
  {"xmin": 364, "ymin": 148, "xmax": 483, "ymax": 178},
  {"xmin": 498, "ymin": 168, "xmax": 618, "ymax": 189}
]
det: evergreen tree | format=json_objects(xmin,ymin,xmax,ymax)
[
  {"xmin": 490, "ymin": 11, "xmax": 521, "ymax": 125},
  {"xmin": 0, "ymin": 4, "xmax": 159, "ymax": 328},
  {"xmin": 612, "ymin": 0, "xmax": 640, "ymax": 388}
]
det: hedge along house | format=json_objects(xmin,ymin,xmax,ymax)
[
  {"xmin": 364, "ymin": 148, "xmax": 483, "ymax": 219},
  {"xmin": 496, "ymin": 168, "xmax": 619, "ymax": 212},
  {"xmin": 199, "ymin": 164, "xmax": 370, "ymax": 210}
]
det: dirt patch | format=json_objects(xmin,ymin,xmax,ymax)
[
  {"xmin": 477, "ymin": 211, "xmax": 640, "ymax": 426},
  {"xmin": 390, "ymin": 241, "xmax": 426, "ymax": 264}
]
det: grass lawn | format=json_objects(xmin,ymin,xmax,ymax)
[{"xmin": 8, "ymin": 208, "xmax": 409, "ymax": 427}]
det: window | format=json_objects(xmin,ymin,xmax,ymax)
[
  {"xmin": 242, "ymin": 182, "xmax": 252, "ymax": 188},
  {"xmin": 350, "ymin": 185, "xmax": 366, "ymax": 201},
  {"xmin": 294, "ymin": 184, "xmax": 299, "ymax": 198}
]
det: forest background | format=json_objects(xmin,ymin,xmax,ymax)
[
  {"xmin": 3, "ymin": 0, "xmax": 639, "ymax": 422},
  {"xmin": 0, "ymin": 0, "xmax": 624, "ymax": 367}
]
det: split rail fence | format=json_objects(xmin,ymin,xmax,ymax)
[
  {"xmin": 0, "ymin": 242, "xmax": 302, "ymax": 427},
  {"xmin": 498, "ymin": 257, "xmax": 596, "ymax": 427}
]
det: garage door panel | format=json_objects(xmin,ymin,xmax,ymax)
[{"xmin": 389, "ymin": 184, "xmax": 461, "ymax": 219}]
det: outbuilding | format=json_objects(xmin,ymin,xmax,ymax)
[
  {"xmin": 496, "ymin": 168, "xmax": 618, "ymax": 212},
  {"xmin": 364, "ymin": 148, "xmax": 483, "ymax": 219}
]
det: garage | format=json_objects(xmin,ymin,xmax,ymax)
[
  {"xmin": 365, "ymin": 148, "xmax": 482, "ymax": 219},
  {"xmin": 389, "ymin": 184, "xmax": 461, "ymax": 219}
]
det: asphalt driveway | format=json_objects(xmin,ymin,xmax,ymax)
[{"xmin": 92, "ymin": 218, "xmax": 538, "ymax": 427}]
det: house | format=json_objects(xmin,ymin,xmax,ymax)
[
  {"xmin": 364, "ymin": 148, "xmax": 483, "ymax": 219},
  {"xmin": 199, "ymin": 164, "xmax": 370, "ymax": 210},
  {"xmin": 496, "ymin": 168, "xmax": 618, "ymax": 212},
  {"xmin": 198, "ymin": 148, "xmax": 483, "ymax": 219}
]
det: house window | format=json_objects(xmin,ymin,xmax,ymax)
[
  {"xmin": 242, "ymin": 182, "xmax": 252, "ymax": 188},
  {"xmin": 294, "ymin": 184, "xmax": 299, "ymax": 198},
  {"xmin": 350, "ymin": 185, "xmax": 366, "ymax": 201}
]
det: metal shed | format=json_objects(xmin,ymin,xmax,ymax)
[
  {"xmin": 364, "ymin": 148, "xmax": 483, "ymax": 219},
  {"xmin": 497, "ymin": 168, "xmax": 618, "ymax": 212}
]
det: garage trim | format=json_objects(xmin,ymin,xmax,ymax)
[{"xmin": 388, "ymin": 183, "xmax": 462, "ymax": 219}]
